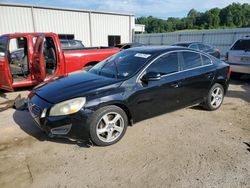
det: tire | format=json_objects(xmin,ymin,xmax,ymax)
[
  {"xmin": 203, "ymin": 83, "xmax": 224, "ymax": 111},
  {"xmin": 89, "ymin": 105, "xmax": 128, "ymax": 146}
]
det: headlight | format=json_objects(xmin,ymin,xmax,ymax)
[{"xmin": 49, "ymin": 97, "xmax": 86, "ymax": 116}]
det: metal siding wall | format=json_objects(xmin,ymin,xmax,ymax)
[
  {"xmin": 91, "ymin": 13, "xmax": 130, "ymax": 46},
  {"xmin": 134, "ymin": 28, "xmax": 250, "ymax": 56},
  {"xmin": 33, "ymin": 8, "xmax": 91, "ymax": 46},
  {"xmin": 0, "ymin": 6, "xmax": 34, "ymax": 34}
]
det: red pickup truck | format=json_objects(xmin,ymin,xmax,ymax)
[{"xmin": 0, "ymin": 32, "xmax": 119, "ymax": 91}]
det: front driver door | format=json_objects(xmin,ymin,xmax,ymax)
[
  {"xmin": 0, "ymin": 36, "xmax": 13, "ymax": 91},
  {"xmin": 128, "ymin": 52, "xmax": 184, "ymax": 122},
  {"xmin": 33, "ymin": 35, "xmax": 46, "ymax": 82}
]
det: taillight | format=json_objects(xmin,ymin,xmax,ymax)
[
  {"xmin": 225, "ymin": 52, "xmax": 229, "ymax": 61},
  {"xmin": 228, "ymin": 66, "xmax": 231, "ymax": 78}
]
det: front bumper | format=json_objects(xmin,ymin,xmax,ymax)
[
  {"xmin": 228, "ymin": 62, "xmax": 250, "ymax": 74},
  {"xmin": 28, "ymin": 93, "xmax": 93, "ymax": 141}
]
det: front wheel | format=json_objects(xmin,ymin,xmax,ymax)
[
  {"xmin": 203, "ymin": 83, "xmax": 224, "ymax": 111},
  {"xmin": 89, "ymin": 105, "xmax": 128, "ymax": 146}
]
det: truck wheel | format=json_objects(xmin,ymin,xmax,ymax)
[
  {"xmin": 89, "ymin": 105, "xmax": 128, "ymax": 146},
  {"xmin": 203, "ymin": 83, "xmax": 224, "ymax": 111}
]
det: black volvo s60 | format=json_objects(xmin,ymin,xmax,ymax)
[{"xmin": 28, "ymin": 46, "xmax": 230, "ymax": 146}]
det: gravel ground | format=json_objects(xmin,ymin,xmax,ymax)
[{"xmin": 0, "ymin": 76, "xmax": 249, "ymax": 188}]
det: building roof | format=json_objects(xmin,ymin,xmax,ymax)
[{"xmin": 0, "ymin": 3, "xmax": 135, "ymax": 16}]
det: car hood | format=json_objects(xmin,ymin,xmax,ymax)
[{"xmin": 33, "ymin": 72, "xmax": 123, "ymax": 104}]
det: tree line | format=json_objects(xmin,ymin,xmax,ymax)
[{"xmin": 135, "ymin": 3, "xmax": 250, "ymax": 33}]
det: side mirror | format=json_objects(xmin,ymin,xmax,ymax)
[{"xmin": 141, "ymin": 72, "xmax": 161, "ymax": 82}]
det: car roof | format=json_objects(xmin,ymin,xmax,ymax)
[
  {"xmin": 126, "ymin": 45, "xmax": 192, "ymax": 55},
  {"xmin": 173, "ymin": 41, "xmax": 200, "ymax": 46}
]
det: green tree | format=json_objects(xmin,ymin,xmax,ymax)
[{"xmin": 135, "ymin": 3, "xmax": 250, "ymax": 33}]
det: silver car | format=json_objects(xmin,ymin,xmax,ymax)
[{"xmin": 226, "ymin": 37, "xmax": 250, "ymax": 76}]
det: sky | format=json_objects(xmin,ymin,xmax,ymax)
[{"xmin": 0, "ymin": 0, "xmax": 249, "ymax": 19}]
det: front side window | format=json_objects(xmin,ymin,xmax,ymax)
[
  {"xmin": 182, "ymin": 51, "xmax": 202, "ymax": 70},
  {"xmin": 89, "ymin": 50, "xmax": 152, "ymax": 79},
  {"xmin": 147, "ymin": 52, "xmax": 179, "ymax": 75}
]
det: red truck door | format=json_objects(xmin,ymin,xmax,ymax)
[
  {"xmin": 0, "ymin": 53, "xmax": 14, "ymax": 91},
  {"xmin": 33, "ymin": 35, "xmax": 46, "ymax": 82},
  {"xmin": 0, "ymin": 36, "xmax": 14, "ymax": 91}
]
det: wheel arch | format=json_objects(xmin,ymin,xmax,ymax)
[
  {"xmin": 213, "ymin": 76, "xmax": 228, "ymax": 94},
  {"xmin": 97, "ymin": 102, "xmax": 133, "ymax": 126},
  {"xmin": 83, "ymin": 61, "xmax": 99, "ymax": 69}
]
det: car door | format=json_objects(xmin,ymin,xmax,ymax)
[
  {"xmin": 128, "ymin": 52, "xmax": 185, "ymax": 122},
  {"xmin": 33, "ymin": 35, "xmax": 46, "ymax": 82},
  {"xmin": 179, "ymin": 51, "xmax": 215, "ymax": 106},
  {"xmin": 0, "ymin": 36, "xmax": 14, "ymax": 91}
]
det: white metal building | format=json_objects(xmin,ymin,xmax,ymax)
[{"xmin": 0, "ymin": 3, "xmax": 136, "ymax": 47}]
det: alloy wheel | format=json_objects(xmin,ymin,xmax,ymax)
[
  {"xmin": 210, "ymin": 87, "xmax": 223, "ymax": 108},
  {"xmin": 96, "ymin": 112, "xmax": 124, "ymax": 143}
]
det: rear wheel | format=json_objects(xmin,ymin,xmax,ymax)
[
  {"xmin": 203, "ymin": 83, "xmax": 224, "ymax": 111},
  {"xmin": 89, "ymin": 105, "xmax": 128, "ymax": 146}
]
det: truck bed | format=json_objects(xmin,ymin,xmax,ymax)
[{"xmin": 62, "ymin": 46, "xmax": 118, "ymax": 52}]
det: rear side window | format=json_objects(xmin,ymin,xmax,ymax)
[
  {"xmin": 147, "ymin": 52, "xmax": 179, "ymax": 75},
  {"xmin": 202, "ymin": 55, "xmax": 212, "ymax": 65},
  {"xmin": 198, "ymin": 44, "xmax": 205, "ymax": 50},
  {"xmin": 231, "ymin": 39, "xmax": 250, "ymax": 51},
  {"xmin": 182, "ymin": 51, "xmax": 202, "ymax": 70}
]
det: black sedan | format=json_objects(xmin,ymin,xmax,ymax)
[
  {"xmin": 28, "ymin": 46, "xmax": 230, "ymax": 146},
  {"xmin": 173, "ymin": 42, "xmax": 221, "ymax": 59}
]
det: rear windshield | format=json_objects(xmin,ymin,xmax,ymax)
[
  {"xmin": 231, "ymin": 39, "xmax": 250, "ymax": 51},
  {"xmin": 0, "ymin": 36, "xmax": 8, "ymax": 54}
]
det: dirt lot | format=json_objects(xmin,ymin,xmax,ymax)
[{"xmin": 0, "ymin": 77, "xmax": 250, "ymax": 188}]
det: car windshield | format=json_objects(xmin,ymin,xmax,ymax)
[
  {"xmin": 0, "ymin": 36, "xmax": 8, "ymax": 55},
  {"xmin": 231, "ymin": 39, "xmax": 250, "ymax": 51},
  {"xmin": 89, "ymin": 50, "xmax": 152, "ymax": 79}
]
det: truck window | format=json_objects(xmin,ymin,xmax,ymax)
[
  {"xmin": 44, "ymin": 37, "xmax": 57, "ymax": 77},
  {"xmin": 32, "ymin": 37, "xmax": 37, "ymax": 46}
]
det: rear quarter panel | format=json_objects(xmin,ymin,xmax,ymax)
[{"xmin": 212, "ymin": 58, "xmax": 230, "ymax": 93}]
